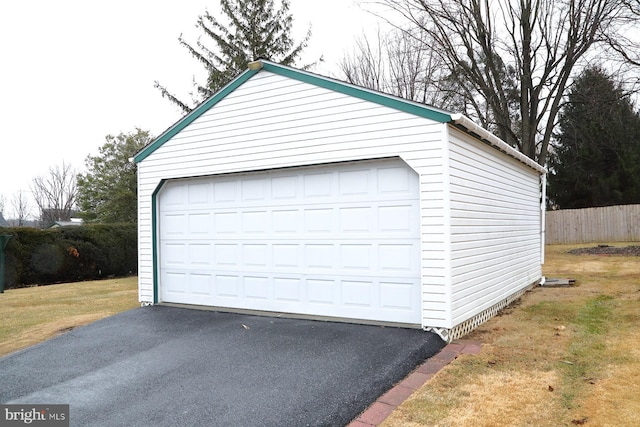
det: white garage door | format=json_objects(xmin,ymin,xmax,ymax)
[{"xmin": 157, "ymin": 158, "xmax": 421, "ymax": 324}]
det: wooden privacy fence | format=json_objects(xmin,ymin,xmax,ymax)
[{"xmin": 545, "ymin": 204, "xmax": 640, "ymax": 244}]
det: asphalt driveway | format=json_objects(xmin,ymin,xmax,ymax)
[{"xmin": 0, "ymin": 306, "xmax": 444, "ymax": 426}]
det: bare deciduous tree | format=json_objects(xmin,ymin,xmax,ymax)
[
  {"xmin": 339, "ymin": 28, "xmax": 386, "ymax": 93},
  {"xmin": 374, "ymin": 0, "xmax": 640, "ymax": 164},
  {"xmin": 11, "ymin": 191, "xmax": 31, "ymax": 226},
  {"xmin": 31, "ymin": 162, "xmax": 77, "ymax": 227},
  {"xmin": 339, "ymin": 26, "xmax": 453, "ymax": 106}
]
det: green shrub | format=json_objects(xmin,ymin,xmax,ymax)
[{"xmin": 0, "ymin": 224, "xmax": 137, "ymax": 289}]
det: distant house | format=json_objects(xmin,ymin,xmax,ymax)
[
  {"xmin": 0, "ymin": 212, "xmax": 8, "ymax": 227},
  {"xmin": 48, "ymin": 219, "xmax": 83, "ymax": 229},
  {"xmin": 134, "ymin": 60, "xmax": 546, "ymax": 342}
]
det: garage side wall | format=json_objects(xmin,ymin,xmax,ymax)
[
  {"xmin": 137, "ymin": 70, "xmax": 450, "ymax": 327},
  {"xmin": 447, "ymin": 127, "xmax": 542, "ymax": 329}
]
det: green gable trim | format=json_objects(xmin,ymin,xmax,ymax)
[
  {"xmin": 134, "ymin": 68, "xmax": 260, "ymax": 163},
  {"xmin": 134, "ymin": 60, "xmax": 453, "ymax": 163},
  {"xmin": 261, "ymin": 62, "xmax": 453, "ymax": 123}
]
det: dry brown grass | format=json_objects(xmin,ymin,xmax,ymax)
[
  {"xmin": 383, "ymin": 243, "xmax": 640, "ymax": 427},
  {"xmin": 0, "ymin": 277, "xmax": 139, "ymax": 357}
]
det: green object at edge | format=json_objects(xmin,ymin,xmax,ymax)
[{"xmin": 0, "ymin": 235, "xmax": 12, "ymax": 293}]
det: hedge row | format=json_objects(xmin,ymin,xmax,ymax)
[{"xmin": 0, "ymin": 224, "xmax": 137, "ymax": 289}]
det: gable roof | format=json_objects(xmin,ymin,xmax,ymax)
[
  {"xmin": 48, "ymin": 220, "xmax": 83, "ymax": 229},
  {"xmin": 134, "ymin": 60, "xmax": 545, "ymax": 174}
]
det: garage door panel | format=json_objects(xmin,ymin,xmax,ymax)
[
  {"xmin": 273, "ymin": 244, "xmax": 300, "ymax": 267},
  {"xmin": 379, "ymin": 244, "xmax": 417, "ymax": 272},
  {"xmin": 379, "ymin": 205, "xmax": 416, "ymax": 232},
  {"xmin": 305, "ymin": 244, "xmax": 334, "ymax": 269},
  {"xmin": 190, "ymin": 273, "xmax": 212, "ymax": 296},
  {"xmin": 243, "ymin": 244, "xmax": 269, "ymax": 267},
  {"xmin": 307, "ymin": 279, "xmax": 336, "ymax": 305},
  {"xmin": 378, "ymin": 166, "xmax": 413, "ymax": 194},
  {"xmin": 274, "ymin": 277, "xmax": 302, "ymax": 302},
  {"xmin": 188, "ymin": 244, "xmax": 211, "ymax": 265},
  {"xmin": 304, "ymin": 208, "xmax": 334, "ymax": 233},
  {"xmin": 165, "ymin": 274, "xmax": 422, "ymax": 324},
  {"xmin": 214, "ymin": 244, "xmax": 239, "ymax": 266},
  {"xmin": 339, "ymin": 207, "xmax": 373, "ymax": 232},
  {"xmin": 159, "ymin": 159, "xmax": 421, "ymax": 324},
  {"xmin": 242, "ymin": 211, "xmax": 268, "ymax": 233},
  {"xmin": 188, "ymin": 213, "xmax": 210, "ymax": 234},
  {"xmin": 303, "ymin": 172, "xmax": 333, "ymax": 198},
  {"xmin": 161, "ymin": 184, "xmax": 186, "ymax": 207},
  {"xmin": 272, "ymin": 210, "xmax": 299, "ymax": 233},
  {"xmin": 164, "ymin": 272, "xmax": 188, "ymax": 295},
  {"xmin": 162, "ymin": 214, "xmax": 187, "ymax": 235},
  {"xmin": 241, "ymin": 178, "xmax": 267, "ymax": 201},
  {"xmin": 187, "ymin": 182, "xmax": 210, "ymax": 204},
  {"xmin": 272, "ymin": 175, "xmax": 298, "ymax": 199},
  {"xmin": 216, "ymin": 275, "xmax": 241, "ymax": 297},
  {"xmin": 163, "ymin": 243, "xmax": 187, "ymax": 265},
  {"xmin": 213, "ymin": 212, "xmax": 238, "ymax": 234},
  {"xmin": 245, "ymin": 276, "xmax": 270, "ymax": 300},
  {"xmin": 340, "ymin": 245, "xmax": 372, "ymax": 270},
  {"xmin": 339, "ymin": 169, "xmax": 371, "ymax": 196},
  {"xmin": 214, "ymin": 181, "xmax": 237, "ymax": 203},
  {"xmin": 380, "ymin": 282, "xmax": 416, "ymax": 310},
  {"xmin": 342, "ymin": 280, "xmax": 373, "ymax": 307}
]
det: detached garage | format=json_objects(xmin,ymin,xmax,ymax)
[{"xmin": 134, "ymin": 59, "xmax": 546, "ymax": 341}]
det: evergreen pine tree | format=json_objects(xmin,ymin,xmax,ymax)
[
  {"xmin": 548, "ymin": 66, "xmax": 640, "ymax": 209},
  {"xmin": 76, "ymin": 129, "xmax": 153, "ymax": 223},
  {"xmin": 155, "ymin": 0, "xmax": 311, "ymax": 113}
]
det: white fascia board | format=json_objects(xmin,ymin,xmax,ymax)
[{"xmin": 449, "ymin": 114, "xmax": 547, "ymax": 174}]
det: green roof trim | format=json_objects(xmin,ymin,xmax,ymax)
[
  {"xmin": 134, "ymin": 68, "xmax": 260, "ymax": 163},
  {"xmin": 134, "ymin": 60, "xmax": 453, "ymax": 163},
  {"xmin": 261, "ymin": 62, "xmax": 452, "ymax": 123}
]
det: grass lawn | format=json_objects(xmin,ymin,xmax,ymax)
[
  {"xmin": 382, "ymin": 243, "xmax": 640, "ymax": 426},
  {"xmin": 0, "ymin": 277, "xmax": 138, "ymax": 357}
]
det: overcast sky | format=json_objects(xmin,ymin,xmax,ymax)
[{"xmin": 0, "ymin": 0, "xmax": 388, "ymax": 219}]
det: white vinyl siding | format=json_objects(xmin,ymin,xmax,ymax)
[
  {"xmin": 137, "ymin": 71, "xmax": 448, "ymax": 325},
  {"xmin": 447, "ymin": 128, "xmax": 542, "ymax": 326}
]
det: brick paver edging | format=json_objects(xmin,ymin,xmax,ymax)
[{"xmin": 348, "ymin": 339, "xmax": 482, "ymax": 427}]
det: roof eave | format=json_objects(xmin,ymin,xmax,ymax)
[{"xmin": 449, "ymin": 113, "xmax": 547, "ymax": 174}]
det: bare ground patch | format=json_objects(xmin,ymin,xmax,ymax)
[{"xmin": 568, "ymin": 244, "xmax": 640, "ymax": 256}]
